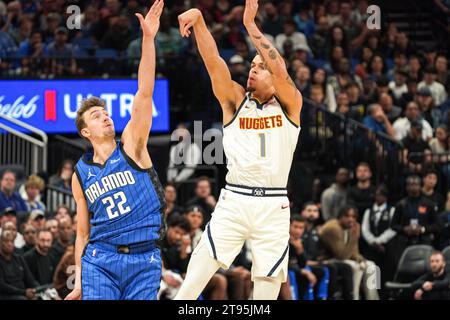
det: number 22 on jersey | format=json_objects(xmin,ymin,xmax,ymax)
[{"xmin": 102, "ymin": 191, "xmax": 131, "ymax": 219}]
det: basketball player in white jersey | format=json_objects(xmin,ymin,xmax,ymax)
[{"xmin": 175, "ymin": 0, "xmax": 302, "ymax": 300}]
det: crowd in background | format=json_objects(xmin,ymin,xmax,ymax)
[{"xmin": 1, "ymin": 0, "xmax": 450, "ymax": 300}]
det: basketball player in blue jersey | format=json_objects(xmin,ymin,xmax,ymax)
[{"xmin": 65, "ymin": 0, "xmax": 165, "ymax": 300}]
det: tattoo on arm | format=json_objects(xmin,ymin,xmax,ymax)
[
  {"xmin": 268, "ymin": 49, "xmax": 277, "ymax": 60},
  {"xmin": 286, "ymin": 75, "xmax": 297, "ymax": 89},
  {"xmin": 261, "ymin": 43, "xmax": 270, "ymax": 49},
  {"xmin": 252, "ymin": 34, "xmax": 262, "ymax": 40}
]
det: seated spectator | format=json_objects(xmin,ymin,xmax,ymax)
[
  {"xmin": 362, "ymin": 103, "xmax": 396, "ymax": 138},
  {"xmin": 416, "ymin": 87, "xmax": 441, "ymax": 129},
  {"xmin": 311, "ymin": 68, "xmax": 337, "ymax": 112},
  {"xmin": 44, "ymin": 218, "xmax": 59, "ymax": 243},
  {"xmin": 275, "ymin": 18, "xmax": 311, "ymax": 56},
  {"xmin": 18, "ymin": 223, "xmax": 37, "ymax": 255},
  {"xmin": 321, "ymin": 168, "xmax": 350, "ymax": 221},
  {"xmin": 348, "ymin": 163, "xmax": 376, "ymax": 221},
  {"xmin": 0, "ymin": 208, "xmax": 25, "ymax": 249},
  {"xmin": 0, "ymin": 230, "xmax": 39, "ymax": 300},
  {"xmin": 361, "ymin": 185, "xmax": 397, "ymax": 284},
  {"xmin": 412, "ymin": 251, "xmax": 450, "ymax": 300},
  {"xmin": 393, "ymin": 101, "xmax": 433, "ymax": 141},
  {"xmin": 391, "ymin": 176, "xmax": 440, "ymax": 265},
  {"xmin": 435, "ymin": 54, "xmax": 450, "ymax": 88},
  {"xmin": 164, "ymin": 183, "xmax": 184, "ymax": 225},
  {"xmin": 402, "ymin": 120, "xmax": 432, "ymax": 174},
  {"xmin": 185, "ymin": 177, "xmax": 216, "ymax": 229},
  {"xmin": 184, "ymin": 205, "xmax": 204, "ymax": 253},
  {"xmin": 429, "ymin": 124, "xmax": 449, "ymax": 162},
  {"xmin": 49, "ymin": 217, "xmax": 74, "ymax": 270},
  {"xmin": 54, "ymin": 205, "xmax": 72, "ymax": 222},
  {"xmin": 100, "ymin": 15, "xmax": 132, "ymax": 52},
  {"xmin": 399, "ymin": 77, "xmax": 419, "ymax": 109},
  {"xmin": 160, "ymin": 217, "xmax": 227, "ymax": 300},
  {"xmin": 318, "ymin": 206, "xmax": 380, "ymax": 300},
  {"xmin": 52, "ymin": 245, "xmax": 75, "ymax": 299},
  {"xmin": 438, "ymin": 191, "xmax": 450, "ymax": 249},
  {"xmin": 388, "ymin": 68, "xmax": 409, "ymax": 102},
  {"xmin": 289, "ymin": 215, "xmax": 328, "ymax": 300},
  {"xmin": 308, "ymin": 15, "xmax": 328, "ymax": 59},
  {"xmin": 49, "ymin": 160, "xmax": 74, "ymax": 192},
  {"xmin": 27, "ymin": 209, "xmax": 46, "ymax": 230},
  {"xmin": 418, "ymin": 66, "xmax": 447, "ymax": 106},
  {"xmin": 379, "ymin": 92, "xmax": 402, "ymax": 123},
  {"xmin": 21, "ymin": 175, "xmax": 46, "ymax": 212},
  {"xmin": 0, "ymin": 170, "xmax": 28, "ymax": 213},
  {"xmin": 422, "ymin": 169, "xmax": 445, "ymax": 212},
  {"xmin": 294, "ymin": 66, "xmax": 311, "ymax": 98},
  {"xmin": 23, "ymin": 229, "xmax": 54, "ymax": 286}
]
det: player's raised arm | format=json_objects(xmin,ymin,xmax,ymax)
[
  {"xmin": 178, "ymin": 9, "xmax": 245, "ymax": 123},
  {"xmin": 122, "ymin": 0, "xmax": 164, "ymax": 157},
  {"xmin": 65, "ymin": 173, "xmax": 90, "ymax": 300},
  {"xmin": 243, "ymin": 0, "xmax": 302, "ymax": 125}
]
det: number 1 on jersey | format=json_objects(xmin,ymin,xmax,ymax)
[{"xmin": 258, "ymin": 133, "xmax": 266, "ymax": 158}]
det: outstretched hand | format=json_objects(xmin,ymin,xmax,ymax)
[
  {"xmin": 135, "ymin": 0, "xmax": 164, "ymax": 38},
  {"xmin": 178, "ymin": 9, "xmax": 201, "ymax": 37},
  {"xmin": 243, "ymin": 0, "xmax": 259, "ymax": 26}
]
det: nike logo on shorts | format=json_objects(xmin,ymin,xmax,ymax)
[{"xmin": 281, "ymin": 205, "xmax": 289, "ymax": 209}]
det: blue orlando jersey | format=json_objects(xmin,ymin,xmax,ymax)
[{"xmin": 75, "ymin": 141, "xmax": 165, "ymax": 245}]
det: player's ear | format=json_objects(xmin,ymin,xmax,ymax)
[{"xmin": 81, "ymin": 127, "xmax": 90, "ymax": 139}]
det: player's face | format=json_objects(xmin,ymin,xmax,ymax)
[
  {"xmin": 82, "ymin": 107, "xmax": 115, "ymax": 141},
  {"xmin": 289, "ymin": 221, "xmax": 305, "ymax": 239},
  {"xmin": 247, "ymin": 55, "xmax": 274, "ymax": 95}
]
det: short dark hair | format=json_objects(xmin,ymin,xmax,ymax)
[
  {"xmin": 356, "ymin": 162, "xmax": 371, "ymax": 171},
  {"xmin": 75, "ymin": 96, "xmax": 106, "ymax": 139},
  {"xmin": 290, "ymin": 214, "xmax": 306, "ymax": 224},
  {"xmin": 301, "ymin": 201, "xmax": 317, "ymax": 211},
  {"xmin": 0, "ymin": 169, "xmax": 16, "ymax": 180},
  {"xmin": 168, "ymin": 216, "xmax": 191, "ymax": 233},
  {"xmin": 195, "ymin": 176, "xmax": 210, "ymax": 187},
  {"xmin": 423, "ymin": 169, "xmax": 439, "ymax": 179},
  {"xmin": 337, "ymin": 205, "xmax": 358, "ymax": 219},
  {"xmin": 36, "ymin": 228, "xmax": 52, "ymax": 239}
]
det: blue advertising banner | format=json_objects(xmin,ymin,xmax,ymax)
[{"xmin": 0, "ymin": 79, "xmax": 169, "ymax": 133}]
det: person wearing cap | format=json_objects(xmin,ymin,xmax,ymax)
[
  {"xmin": 393, "ymin": 101, "xmax": 433, "ymax": 141},
  {"xmin": 0, "ymin": 207, "xmax": 25, "ymax": 249},
  {"xmin": 27, "ymin": 209, "xmax": 46, "ymax": 230},
  {"xmin": 401, "ymin": 119, "xmax": 432, "ymax": 174},
  {"xmin": 229, "ymin": 54, "xmax": 249, "ymax": 88},
  {"xmin": 418, "ymin": 66, "xmax": 448, "ymax": 106},
  {"xmin": 416, "ymin": 86, "xmax": 441, "ymax": 129},
  {"xmin": 0, "ymin": 230, "xmax": 39, "ymax": 300},
  {"xmin": 275, "ymin": 18, "xmax": 311, "ymax": 56},
  {"xmin": 183, "ymin": 205, "xmax": 204, "ymax": 252},
  {"xmin": 22, "ymin": 175, "xmax": 46, "ymax": 212},
  {"xmin": 361, "ymin": 185, "xmax": 397, "ymax": 288},
  {"xmin": 0, "ymin": 170, "xmax": 27, "ymax": 213}
]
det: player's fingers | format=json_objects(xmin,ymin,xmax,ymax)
[
  {"xmin": 135, "ymin": 13, "xmax": 145, "ymax": 25},
  {"xmin": 155, "ymin": 0, "xmax": 164, "ymax": 16}
]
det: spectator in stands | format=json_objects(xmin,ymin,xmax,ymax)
[
  {"xmin": 294, "ymin": 65, "xmax": 311, "ymax": 98},
  {"xmin": 54, "ymin": 205, "xmax": 71, "ymax": 222},
  {"xmin": 52, "ymin": 245, "xmax": 75, "ymax": 299},
  {"xmin": 402, "ymin": 120, "xmax": 432, "ymax": 174},
  {"xmin": 49, "ymin": 217, "xmax": 73, "ymax": 270},
  {"xmin": 261, "ymin": 2, "xmax": 283, "ymax": 37},
  {"xmin": 318, "ymin": 205, "xmax": 380, "ymax": 300},
  {"xmin": 17, "ymin": 30, "xmax": 44, "ymax": 57},
  {"xmin": 328, "ymin": 58, "xmax": 363, "ymax": 95},
  {"xmin": 379, "ymin": 92, "xmax": 402, "ymax": 123},
  {"xmin": 184, "ymin": 205, "xmax": 203, "ymax": 253},
  {"xmin": 0, "ymin": 230, "xmax": 38, "ymax": 300},
  {"xmin": 399, "ymin": 77, "xmax": 419, "ymax": 108},
  {"xmin": 418, "ymin": 66, "xmax": 448, "ymax": 106},
  {"xmin": 346, "ymin": 82, "xmax": 365, "ymax": 115},
  {"xmin": 100, "ymin": 14, "xmax": 132, "ymax": 51},
  {"xmin": 336, "ymin": 91, "xmax": 361, "ymax": 121},
  {"xmin": 416, "ymin": 87, "xmax": 441, "ymax": 129},
  {"xmin": 407, "ymin": 55, "xmax": 422, "ymax": 82},
  {"xmin": 167, "ymin": 123, "xmax": 202, "ymax": 184},
  {"xmin": 367, "ymin": 53, "xmax": 387, "ymax": 80},
  {"xmin": 27, "ymin": 209, "xmax": 46, "ymax": 230},
  {"xmin": 46, "ymin": 27, "xmax": 78, "ymax": 77},
  {"xmin": 155, "ymin": 11, "xmax": 182, "ymax": 68},
  {"xmin": 275, "ymin": 18, "xmax": 311, "ymax": 56},
  {"xmin": 389, "ymin": 68, "xmax": 409, "ymax": 102},
  {"xmin": 348, "ymin": 163, "xmax": 376, "ymax": 220},
  {"xmin": 44, "ymin": 218, "xmax": 59, "ymax": 243},
  {"xmin": 308, "ymin": 15, "xmax": 328, "ymax": 59},
  {"xmin": 0, "ymin": 170, "xmax": 27, "ymax": 213},
  {"xmin": 321, "ymin": 167, "xmax": 350, "ymax": 221},
  {"xmin": 391, "ymin": 175, "xmax": 440, "ymax": 261},
  {"xmin": 186, "ymin": 177, "xmax": 216, "ymax": 229},
  {"xmin": 394, "ymin": 101, "xmax": 433, "ymax": 141},
  {"xmin": 0, "ymin": 207, "xmax": 25, "ymax": 249},
  {"xmin": 429, "ymin": 124, "xmax": 449, "ymax": 161},
  {"xmin": 23, "ymin": 229, "xmax": 54, "ymax": 286},
  {"xmin": 21, "ymin": 175, "xmax": 46, "ymax": 212},
  {"xmin": 229, "ymin": 55, "xmax": 249, "ymax": 88},
  {"xmin": 1, "ymin": 221, "xmax": 22, "ymax": 254},
  {"xmin": 311, "ymin": 68, "xmax": 337, "ymax": 112},
  {"xmin": 49, "ymin": 160, "xmax": 74, "ymax": 192},
  {"xmin": 435, "ymin": 54, "xmax": 450, "ymax": 88},
  {"xmin": 164, "ymin": 183, "xmax": 184, "ymax": 224},
  {"xmin": 362, "ymin": 103, "xmax": 396, "ymax": 137},
  {"xmin": 289, "ymin": 215, "xmax": 327, "ymax": 300},
  {"xmin": 422, "ymin": 169, "xmax": 445, "ymax": 212},
  {"xmin": 19, "ymin": 223, "xmax": 36, "ymax": 255},
  {"xmin": 0, "ymin": 27, "xmax": 17, "ymax": 57},
  {"xmin": 361, "ymin": 185, "xmax": 396, "ymax": 284},
  {"xmin": 412, "ymin": 251, "xmax": 450, "ymax": 300}
]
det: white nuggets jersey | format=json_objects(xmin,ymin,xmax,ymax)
[{"xmin": 222, "ymin": 92, "xmax": 301, "ymax": 188}]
